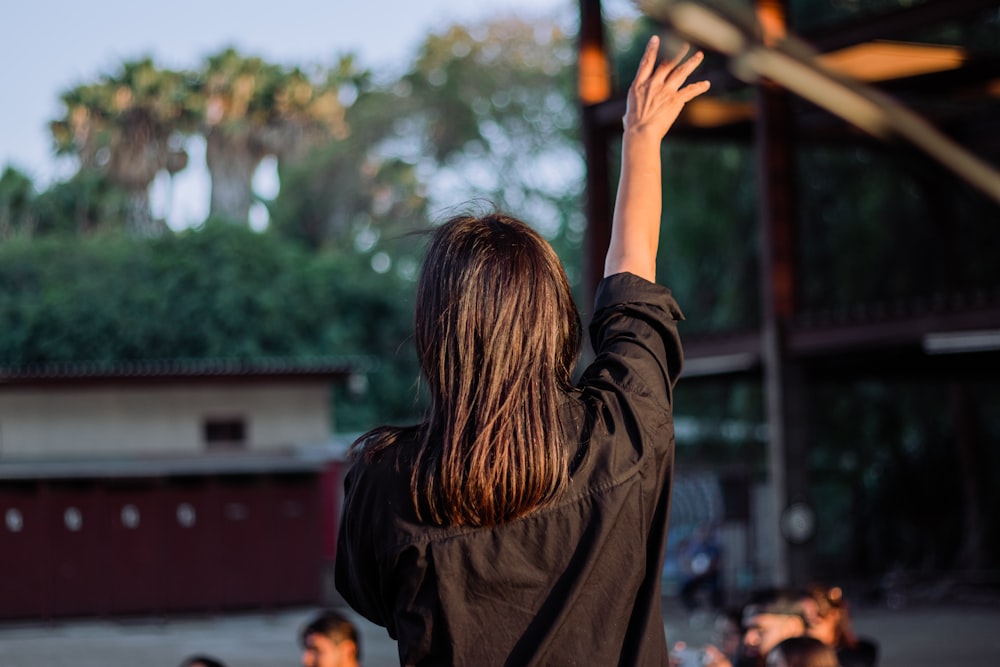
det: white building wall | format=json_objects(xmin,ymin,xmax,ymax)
[{"xmin": 0, "ymin": 383, "xmax": 332, "ymax": 459}]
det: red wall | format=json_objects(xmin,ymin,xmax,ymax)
[{"xmin": 0, "ymin": 470, "xmax": 328, "ymax": 621}]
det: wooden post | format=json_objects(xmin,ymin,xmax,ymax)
[
  {"xmin": 755, "ymin": 0, "xmax": 812, "ymax": 587},
  {"xmin": 578, "ymin": 0, "xmax": 613, "ymax": 302}
]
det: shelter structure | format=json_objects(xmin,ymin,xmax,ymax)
[
  {"xmin": 576, "ymin": 0, "xmax": 1000, "ymax": 586},
  {"xmin": 0, "ymin": 357, "xmax": 361, "ymax": 619}
]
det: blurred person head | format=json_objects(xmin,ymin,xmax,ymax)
[
  {"xmin": 714, "ymin": 607, "xmax": 744, "ymax": 661},
  {"xmin": 765, "ymin": 635, "xmax": 839, "ymax": 667},
  {"xmin": 798, "ymin": 583, "xmax": 857, "ymax": 648},
  {"xmin": 740, "ymin": 589, "xmax": 807, "ymax": 665},
  {"xmin": 301, "ymin": 610, "xmax": 361, "ymax": 667},
  {"xmin": 180, "ymin": 656, "xmax": 226, "ymax": 667}
]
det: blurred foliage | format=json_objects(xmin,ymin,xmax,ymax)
[
  {"xmin": 397, "ymin": 18, "xmax": 587, "ymax": 280},
  {"xmin": 50, "ymin": 58, "xmax": 200, "ymax": 235},
  {"xmin": 659, "ymin": 142, "xmax": 760, "ymax": 332},
  {"xmin": 197, "ymin": 49, "xmax": 359, "ymax": 222},
  {"xmin": 799, "ymin": 146, "xmax": 1000, "ymax": 310},
  {"xmin": 46, "ymin": 49, "xmax": 364, "ymax": 232},
  {"xmin": 317, "ymin": 243, "xmax": 424, "ymax": 432},
  {"xmin": 0, "ymin": 224, "xmax": 327, "ymax": 362},
  {"xmin": 673, "ymin": 379, "xmax": 767, "ymax": 472},
  {"xmin": 33, "ymin": 170, "xmax": 132, "ymax": 237},
  {"xmin": 0, "ymin": 224, "xmax": 420, "ymax": 429},
  {"xmin": 0, "ymin": 167, "xmax": 37, "ymax": 239},
  {"xmin": 1, "ymin": 166, "xmax": 132, "ymax": 238},
  {"xmin": 808, "ymin": 380, "xmax": 1000, "ymax": 575},
  {"xmin": 267, "ymin": 85, "xmax": 430, "ymax": 251},
  {"xmin": 798, "ymin": 146, "xmax": 936, "ymax": 308}
]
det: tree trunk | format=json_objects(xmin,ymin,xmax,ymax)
[
  {"xmin": 124, "ymin": 188, "xmax": 164, "ymax": 237},
  {"xmin": 108, "ymin": 127, "xmax": 165, "ymax": 235},
  {"xmin": 205, "ymin": 130, "xmax": 261, "ymax": 224}
]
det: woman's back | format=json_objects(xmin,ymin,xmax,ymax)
[{"xmin": 337, "ymin": 273, "xmax": 684, "ymax": 665}]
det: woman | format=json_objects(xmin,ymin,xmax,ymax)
[{"xmin": 336, "ymin": 36, "xmax": 710, "ymax": 665}]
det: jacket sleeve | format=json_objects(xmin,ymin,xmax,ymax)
[
  {"xmin": 569, "ymin": 271, "xmax": 684, "ymax": 481},
  {"xmin": 334, "ymin": 460, "xmax": 390, "ymax": 628},
  {"xmin": 582, "ymin": 271, "xmax": 684, "ymax": 407}
]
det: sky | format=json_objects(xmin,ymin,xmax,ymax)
[{"xmin": 1, "ymin": 0, "xmax": 639, "ymax": 229}]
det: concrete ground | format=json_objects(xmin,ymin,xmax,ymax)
[{"xmin": 1, "ymin": 600, "xmax": 999, "ymax": 666}]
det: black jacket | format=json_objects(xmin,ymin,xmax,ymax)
[{"xmin": 336, "ymin": 272, "xmax": 684, "ymax": 666}]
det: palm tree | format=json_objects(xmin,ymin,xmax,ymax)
[
  {"xmin": 196, "ymin": 49, "xmax": 354, "ymax": 224},
  {"xmin": 50, "ymin": 59, "xmax": 198, "ymax": 236}
]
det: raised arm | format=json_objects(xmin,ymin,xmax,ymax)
[{"xmin": 604, "ymin": 36, "xmax": 710, "ymax": 282}]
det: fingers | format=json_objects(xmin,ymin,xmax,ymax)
[
  {"xmin": 664, "ymin": 49, "xmax": 706, "ymax": 89},
  {"xmin": 632, "ymin": 35, "xmax": 660, "ymax": 86},
  {"xmin": 635, "ymin": 37, "xmax": 707, "ymax": 94},
  {"xmin": 655, "ymin": 46, "xmax": 711, "ymax": 103},
  {"xmin": 654, "ymin": 44, "xmax": 692, "ymax": 83},
  {"xmin": 625, "ymin": 36, "xmax": 710, "ymax": 133},
  {"xmin": 678, "ymin": 79, "xmax": 711, "ymax": 103}
]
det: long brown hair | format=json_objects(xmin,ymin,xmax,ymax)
[{"xmin": 359, "ymin": 212, "xmax": 582, "ymax": 527}]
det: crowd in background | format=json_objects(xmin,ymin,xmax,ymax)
[{"xmin": 672, "ymin": 582, "xmax": 879, "ymax": 667}]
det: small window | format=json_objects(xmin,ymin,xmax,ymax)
[{"xmin": 203, "ymin": 417, "xmax": 247, "ymax": 450}]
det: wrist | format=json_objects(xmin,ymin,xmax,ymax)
[{"xmin": 622, "ymin": 124, "xmax": 662, "ymax": 141}]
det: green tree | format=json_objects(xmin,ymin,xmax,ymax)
[
  {"xmin": 274, "ymin": 16, "xmax": 586, "ymax": 263},
  {"xmin": 0, "ymin": 224, "xmax": 331, "ymax": 362},
  {"xmin": 31, "ymin": 170, "xmax": 131, "ymax": 237},
  {"xmin": 400, "ymin": 18, "xmax": 583, "ymax": 237},
  {"xmin": 196, "ymin": 48, "xmax": 355, "ymax": 223},
  {"xmin": 0, "ymin": 167, "xmax": 36, "ymax": 239},
  {"xmin": 49, "ymin": 59, "xmax": 197, "ymax": 236},
  {"xmin": 314, "ymin": 244, "xmax": 424, "ymax": 430},
  {"xmin": 268, "ymin": 77, "xmax": 429, "ymax": 251},
  {"xmin": 0, "ymin": 223, "xmax": 424, "ymax": 428}
]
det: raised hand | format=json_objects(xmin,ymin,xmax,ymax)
[
  {"xmin": 605, "ymin": 35, "xmax": 710, "ymax": 282},
  {"xmin": 624, "ymin": 35, "xmax": 710, "ymax": 139}
]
